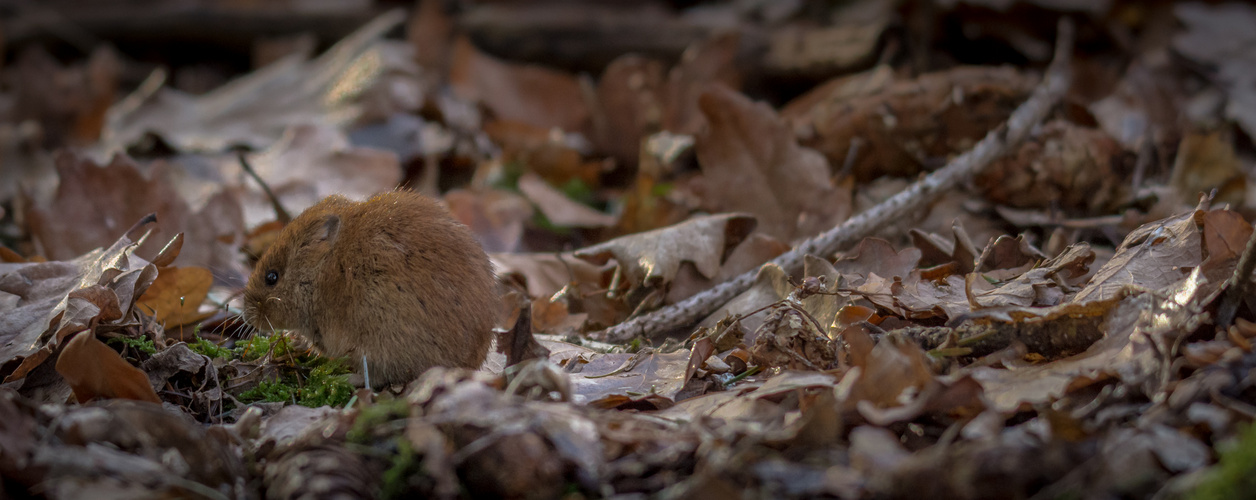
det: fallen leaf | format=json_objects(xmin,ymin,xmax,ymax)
[
  {"xmin": 55, "ymin": 330, "xmax": 161, "ymax": 404},
  {"xmin": 136, "ymin": 265, "xmax": 214, "ymax": 327},
  {"xmin": 1169, "ymin": 129, "xmax": 1245, "ymax": 208},
  {"xmin": 978, "ymin": 121, "xmax": 1132, "ymax": 214},
  {"xmin": 445, "ymin": 188, "xmax": 534, "ymax": 253},
  {"xmin": 575, "ymin": 213, "xmax": 757, "ymax": 293},
  {"xmin": 26, "ymin": 153, "xmax": 245, "ymax": 279},
  {"xmin": 832, "ymin": 238, "xmax": 921, "ymax": 287},
  {"xmin": 692, "ymin": 85, "xmax": 848, "ymax": 241},
  {"xmin": 240, "ymin": 124, "xmax": 404, "ymax": 229},
  {"xmin": 449, "ymin": 36, "xmax": 588, "ymax": 133},
  {"xmin": 1073, "ymin": 207, "xmax": 1202, "ymax": 304},
  {"xmin": 1174, "ymin": 3, "xmax": 1256, "ymax": 140},
  {"xmin": 783, "ymin": 65, "xmax": 1035, "ymax": 181},
  {"xmin": 517, "ymin": 172, "xmax": 617, "ymax": 228},
  {"xmin": 1, "ymin": 222, "xmax": 167, "ymax": 388},
  {"xmin": 102, "ymin": 10, "xmax": 413, "ymax": 152}
]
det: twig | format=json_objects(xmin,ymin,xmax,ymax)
[
  {"xmin": 238, "ymin": 152, "xmax": 292, "ymax": 224},
  {"xmin": 594, "ymin": 19, "xmax": 1075, "ymax": 344},
  {"xmin": 1215, "ymin": 220, "xmax": 1256, "ymax": 328}
]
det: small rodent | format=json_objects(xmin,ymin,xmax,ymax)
[{"xmin": 243, "ymin": 191, "xmax": 498, "ymax": 386}]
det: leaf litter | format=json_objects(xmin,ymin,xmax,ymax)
[{"xmin": 4, "ymin": 1, "xmax": 1256, "ymax": 499}]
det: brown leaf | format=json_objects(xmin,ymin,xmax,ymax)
[
  {"xmin": 701, "ymin": 263, "xmax": 794, "ymax": 335},
  {"xmin": 978, "ymin": 121, "xmax": 1131, "ymax": 214},
  {"xmin": 568, "ymin": 350, "xmax": 691, "ymax": 407},
  {"xmin": 666, "ymin": 233, "xmax": 790, "ymax": 305},
  {"xmin": 484, "ymin": 120, "xmax": 602, "ymax": 187},
  {"xmin": 973, "ymin": 243, "xmax": 1095, "ymax": 309},
  {"xmin": 241, "ymin": 124, "xmax": 403, "ymax": 228},
  {"xmin": 832, "ymin": 238, "xmax": 921, "ymax": 287},
  {"xmin": 136, "ymin": 266, "xmax": 214, "ymax": 327},
  {"xmin": 445, "ymin": 188, "xmax": 534, "ymax": 253},
  {"xmin": 1170, "ymin": 129, "xmax": 1245, "ymax": 208},
  {"xmin": 891, "ymin": 273, "xmax": 970, "ymax": 320},
  {"xmin": 784, "ymin": 65, "xmax": 1034, "ymax": 181},
  {"xmin": 102, "ymin": 10, "xmax": 411, "ymax": 152},
  {"xmin": 450, "ymin": 36, "xmax": 588, "ymax": 133},
  {"xmin": 662, "ymin": 33, "xmax": 742, "ymax": 136},
  {"xmin": 845, "ymin": 334, "xmax": 934, "ymax": 410},
  {"xmin": 55, "ymin": 330, "xmax": 161, "ymax": 404},
  {"xmin": 1073, "ymin": 207, "xmax": 1202, "ymax": 303},
  {"xmin": 594, "ymin": 55, "xmax": 666, "ymax": 168},
  {"xmin": 692, "ymin": 85, "xmax": 849, "ymax": 241},
  {"xmin": 517, "ymin": 172, "xmax": 616, "ymax": 228},
  {"xmin": 491, "ymin": 252, "xmax": 611, "ymax": 300},
  {"xmin": 575, "ymin": 213, "xmax": 757, "ymax": 292},
  {"xmin": 27, "ymin": 152, "xmax": 244, "ymax": 278},
  {"xmin": 1, "ymin": 225, "xmax": 166, "ymax": 386}
]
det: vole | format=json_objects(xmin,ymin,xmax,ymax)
[{"xmin": 243, "ymin": 191, "xmax": 498, "ymax": 387}]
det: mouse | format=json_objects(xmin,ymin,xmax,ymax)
[{"xmin": 242, "ymin": 190, "xmax": 498, "ymax": 387}]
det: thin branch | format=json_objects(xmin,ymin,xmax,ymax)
[
  {"xmin": 1215, "ymin": 220, "xmax": 1256, "ymax": 328},
  {"xmin": 594, "ymin": 19, "xmax": 1076, "ymax": 343}
]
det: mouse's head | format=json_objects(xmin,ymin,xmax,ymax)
[{"xmin": 243, "ymin": 196, "xmax": 351, "ymax": 334}]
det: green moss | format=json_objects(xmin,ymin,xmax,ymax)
[
  {"xmin": 189, "ymin": 332, "xmax": 354, "ymax": 409},
  {"xmin": 1190, "ymin": 423, "xmax": 1256, "ymax": 500},
  {"xmin": 346, "ymin": 398, "xmax": 410, "ymax": 444},
  {"xmin": 489, "ymin": 161, "xmax": 526, "ymax": 192},
  {"xmin": 239, "ymin": 378, "xmax": 295, "ymax": 404},
  {"xmin": 380, "ymin": 438, "xmax": 420, "ymax": 499},
  {"xmin": 297, "ymin": 362, "xmax": 355, "ymax": 408},
  {"xmin": 189, "ymin": 337, "xmax": 232, "ymax": 359},
  {"xmin": 558, "ymin": 178, "xmax": 597, "ymax": 206},
  {"xmin": 108, "ymin": 335, "xmax": 157, "ymax": 355},
  {"xmin": 650, "ymin": 182, "xmax": 675, "ymax": 198},
  {"xmin": 236, "ymin": 333, "xmax": 299, "ymax": 362}
]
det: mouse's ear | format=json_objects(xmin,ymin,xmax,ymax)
[{"xmin": 315, "ymin": 214, "xmax": 341, "ymax": 243}]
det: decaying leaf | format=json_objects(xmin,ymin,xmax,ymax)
[
  {"xmin": 102, "ymin": 10, "xmax": 413, "ymax": 152},
  {"xmin": 25, "ymin": 153, "xmax": 245, "ymax": 279},
  {"xmin": 240, "ymin": 123, "xmax": 404, "ymax": 229},
  {"xmin": 575, "ymin": 213, "xmax": 757, "ymax": 293},
  {"xmin": 783, "ymin": 65, "xmax": 1035, "ymax": 180},
  {"xmin": 517, "ymin": 172, "xmax": 617, "ymax": 228},
  {"xmin": 691, "ymin": 85, "xmax": 849, "ymax": 242},
  {"xmin": 1073, "ymin": 206, "xmax": 1203, "ymax": 303},
  {"xmin": 450, "ymin": 36, "xmax": 589, "ymax": 133},
  {"xmin": 1, "ymin": 219, "xmax": 169, "ymax": 394},
  {"xmin": 136, "ymin": 265, "xmax": 214, "ymax": 327},
  {"xmin": 56, "ymin": 330, "xmax": 161, "ymax": 404},
  {"xmin": 445, "ymin": 188, "xmax": 534, "ymax": 253}
]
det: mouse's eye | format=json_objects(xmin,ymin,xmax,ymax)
[{"xmin": 264, "ymin": 270, "xmax": 279, "ymax": 286}]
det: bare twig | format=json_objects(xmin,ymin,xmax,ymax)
[
  {"xmin": 1215, "ymin": 221, "xmax": 1256, "ymax": 328},
  {"xmin": 238, "ymin": 152, "xmax": 292, "ymax": 225},
  {"xmin": 594, "ymin": 19, "xmax": 1075, "ymax": 343}
]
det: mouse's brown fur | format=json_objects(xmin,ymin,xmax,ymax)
[{"xmin": 243, "ymin": 191, "xmax": 497, "ymax": 386}]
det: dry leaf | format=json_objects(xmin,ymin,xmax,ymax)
[
  {"xmin": 784, "ymin": 65, "xmax": 1034, "ymax": 181},
  {"xmin": 445, "ymin": 188, "xmax": 534, "ymax": 253},
  {"xmin": 575, "ymin": 213, "xmax": 757, "ymax": 292},
  {"xmin": 26, "ymin": 153, "xmax": 245, "ymax": 278},
  {"xmin": 1, "ymin": 223, "xmax": 167, "ymax": 387},
  {"xmin": 55, "ymin": 330, "xmax": 161, "ymax": 404},
  {"xmin": 240, "ymin": 124, "xmax": 404, "ymax": 229},
  {"xmin": 102, "ymin": 10, "xmax": 413, "ymax": 152},
  {"xmin": 136, "ymin": 265, "xmax": 214, "ymax": 327},
  {"xmin": 1073, "ymin": 207, "xmax": 1202, "ymax": 303},
  {"xmin": 517, "ymin": 172, "xmax": 616, "ymax": 228},
  {"xmin": 449, "ymin": 36, "xmax": 589, "ymax": 133},
  {"xmin": 691, "ymin": 85, "xmax": 848, "ymax": 242}
]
